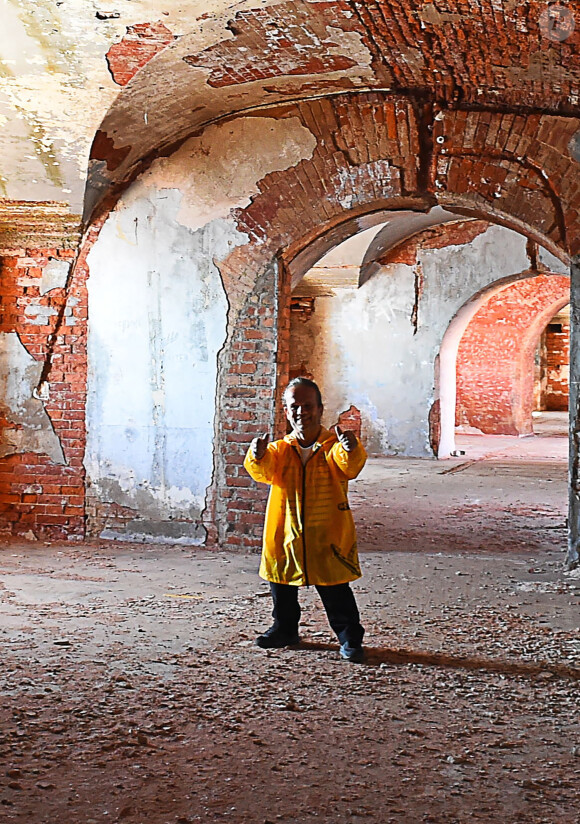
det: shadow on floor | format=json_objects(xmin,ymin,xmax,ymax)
[{"xmin": 295, "ymin": 640, "xmax": 580, "ymax": 681}]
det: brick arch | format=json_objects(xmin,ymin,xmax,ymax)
[
  {"xmin": 88, "ymin": 89, "xmax": 580, "ymax": 258},
  {"xmin": 455, "ymin": 274, "xmax": 570, "ymax": 436},
  {"xmin": 211, "ymin": 95, "xmax": 575, "ymax": 325},
  {"xmin": 436, "ymin": 274, "xmax": 570, "ymax": 458},
  {"xmin": 204, "ymin": 94, "xmax": 579, "ymax": 544},
  {"xmin": 86, "ymin": 1, "xmax": 580, "ymax": 224},
  {"xmin": 82, "ymin": 92, "xmax": 580, "ymax": 547}
]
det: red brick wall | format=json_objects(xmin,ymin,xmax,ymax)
[
  {"xmin": 456, "ymin": 275, "xmax": 569, "ymax": 435},
  {"xmin": 205, "ymin": 261, "xmax": 287, "ymax": 549},
  {"xmin": 4, "ymin": 93, "xmax": 575, "ymax": 547},
  {"xmin": 544, "ymin": 316, "xmax": 570, "ymax": 411},
  {"xmin": 337, "ymin": 405, "xmax": 362, "ymax": 439},
  {"xmin": 0, "ymin": 245, "xmax": 87, "ymax": 540}
]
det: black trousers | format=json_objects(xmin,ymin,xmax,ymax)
[{"xmin": 269, "ymin": 581, "xmax": 364, "ymax": 646}]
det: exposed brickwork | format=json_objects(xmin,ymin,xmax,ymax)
[
  {"xmin": 233, "ymin": 95, "xmax": 423, "ymax": 266},
  {"xmin": 544, "ymin": 316, "xmax": 570, "ymax": 411},
  {"xmin": 25, "ymin": 92, "xmax": 580, "ymax": 548},
  {"xmin": 379, "ymin": 220, "xmax": 490, "ymax": 266},
  {"xmin": 428, "ymin": 399, "xmax": 441, "ymax": 457},
  {"xmin": 0, "ymin": 202, "xmax": 81, "ymax": 250},
  {"xmin": 184, "ymin": 4, "xmax": 361, "ymax": 86},
  {"xmin": 91, "ymin": 132, "xmax": 132, "ymax": 173},
  {"xmin": 93, "ymin": 0, "xmax": 580, "ymax": 229},
  {"xmin": 106, "ymin": 21, "xmax": 175, "ymax": 86},
  {"xmin": 182, "ymin": 0, "xmax": 580, "ymax": 112},
  {"xmin": 0, "ymin": 244, "xmax": 87, "ymax": 540},
  {"xmin": 84, "ymin": 490, "xmax": 139, "ymax": 539},
  {"xmin": 207, "ymin": 262, "xmax": 282, "ymax": 549},
  {"xmin": 290, "ymin": 296, "xmax": 315, "ymax": 321},
  {"xmin": 219, "ymin": 94, "xmax": 580, "ymax": 282},
  {"xmin": 456, "ymin": 275, "xmax": 569, "ymax": 436},
  {"xmin": 210, "ymin": 93, "xmax": 579, "ymax": 547},
  {"xmin": 435, "ymin": 110, "xmax": 580, "ymax": 255},
  {"xmin": 337, "ymin": 405, "xmax": 362, "ymax": 440},
  {"xmin": 275, "ymin": 260, "xmax": 293, "ymax": 439},
  {"xmin": 6, "ymin": 4, "xmax": 580, "ymax": 552}
]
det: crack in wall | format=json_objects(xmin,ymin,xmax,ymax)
[{"xmin": 411, "ymin": 260, "xmax": 423, "ymax": 334}]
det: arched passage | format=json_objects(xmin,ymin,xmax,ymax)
[
  {"xmin": 455, "ymin": 275, "xmax": 570, "ymax": 436},
  {"xmin": 538, "ymin": 306, "xmax": 571, "ymax": 412},
  {"xmin": 289, "ymin": 220, "xmax": 545, "ymax": 457},
  {"xmin": 78, "ymin": 90, "xmax": 580, "ymax": 555},
  {"xmin": 438, "ymin": 274, "xmax": 570, "ymax": 457},
  {"xmin": 4, "ymin": 58, "xmax": 579, "ymax": 559}
]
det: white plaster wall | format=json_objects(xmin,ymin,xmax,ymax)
[
  {"xmin": 291, "ymin": 224, "xmax": 531, "ymax": 456},
  {"xmin": 86, "ymin": 186, "xmax": 234, "ymax": 542},
  {"xmin": 86, "ymin": 113, "xmax": 315, "ymax": 541}
]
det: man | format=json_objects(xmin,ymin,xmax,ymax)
[{"xmin": 243, "ymin": 377, "xmax": 367, "ymax": 663}]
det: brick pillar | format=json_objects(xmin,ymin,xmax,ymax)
[
  {"xmin": 568, "ymin": 256, "xmax": 580, "ymax": 569},
  {"xmin": 210, "ymin": 259, "xmax": 283, "ymax": 549},
  {"xmin": 274, "ymin": 257, "xmax": 292, "ymax": 438}
]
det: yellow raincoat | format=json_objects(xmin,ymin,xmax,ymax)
[{"xmin": 244, "ymin": 427, "xmax": 367, "ymax": 586}]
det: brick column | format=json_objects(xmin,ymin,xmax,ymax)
[
  {"xmin": 568, "ymin": 255, "xmax": 580, "ymax": 569},
  {"xmin": 209, "ymin": 260, "xmax": 283, "ymax": 549}
]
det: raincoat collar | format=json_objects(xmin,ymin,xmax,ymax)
[{"xmin": 283, "ymin": 426, "xmax": 335, "ymax": 450}]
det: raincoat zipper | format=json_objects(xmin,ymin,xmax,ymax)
[
  {"xmin": 293, "ymin": 443, "xmax": 312, "ymax": 587},
  {"xmin": 301, "ymin": 457, "xmax": 309, "ymax": 587},
  {"xmin": 292, "ymin": 444, "xmax": 309, "ymax": 587}
]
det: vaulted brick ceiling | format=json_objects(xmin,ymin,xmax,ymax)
[{"xmin": 87, "ymin": 0, "xmax": 580, "ymax": 253}]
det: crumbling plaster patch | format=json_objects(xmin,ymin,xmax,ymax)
[
  {"xmin": 539, "ymin": 246, "xmax": 569, "ymax": 275},
  {"xmin": 0, "ymin": 331, "xmax": 65, "ymax": 464},
  {"xmin": 40, "ymin": 257, "xmax": 70, "ymax": 295},
  {"xmin": 85, "ymin": 183, "xmax": 244, "ymax": 543},
  {"xmin": 323, "ymin": 25, "xmax": 373, "ymax": 85},
  {"xmin": 185, "ymin": 20, "xmax": 372, "ymax": 87},
  {"xmin": 140, "ymin": 115, "xmax": 317, "ymax": 232},
  {"xmin": 85, "ymin": 5, "xmax": 377, "ymax": 219}
]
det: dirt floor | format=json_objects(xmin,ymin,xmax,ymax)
[{"xmin": 1, "ymin": 422, "xmax": 579, "ymax": 824}]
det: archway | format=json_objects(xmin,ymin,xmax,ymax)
[
  {"xmin": 78, "ymin": 91, "xmax": 580, "ymax": 560},
  {"xmin": 535, "ymin": 305, "xmax": 570, "ymax": 414},
  {"xmin": 439, "ymin": 273, "xmax": 570, "ymax": 457}
]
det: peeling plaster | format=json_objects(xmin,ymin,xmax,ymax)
[
  {"xmin": 40, "ymin": 257, "xmax": 70, "ymax": 295},
  {"xmin": 0, "ymin": 0, "xmax": 297, "ymax": 206},
  {"xmin": 1, "ymin": 0, "xmax": 276, "ymax": 205},
  {"xmin": 140, "ymin": 116, "xmax": 316, "ymax": 232},
  {"xmin": 106, "ymin": 21, "xmax": 176, "ymax": 87},
  {"xmin": 539, "ymin": 246, "xmax": 569, "ymax": 275},
  {"xmin": 324, "ymin": 26, "xmax": 373, "ymax": 78},
  {"xmin": 0, "ymin": 331, "xmax": 65, "ymax": 464},
  {"xmin": 85, "ymin": 183, "xmax": 244, "ymax": 543},
  {"xmin": 419, "ymin": 3, "xmax": 461, "ymax": 25}
]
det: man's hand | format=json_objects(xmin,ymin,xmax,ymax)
[
  {"xmin": 251, "ymin": 433, "xmax": 270, "ymax": 460},
  {"xmin": 334, "ymin": 425, "xmax": 357, "ymax": 452}
]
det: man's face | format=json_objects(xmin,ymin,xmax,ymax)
[{"xmin": 284, "ymin": 385, "xmax": 323, "ymax": 445}]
